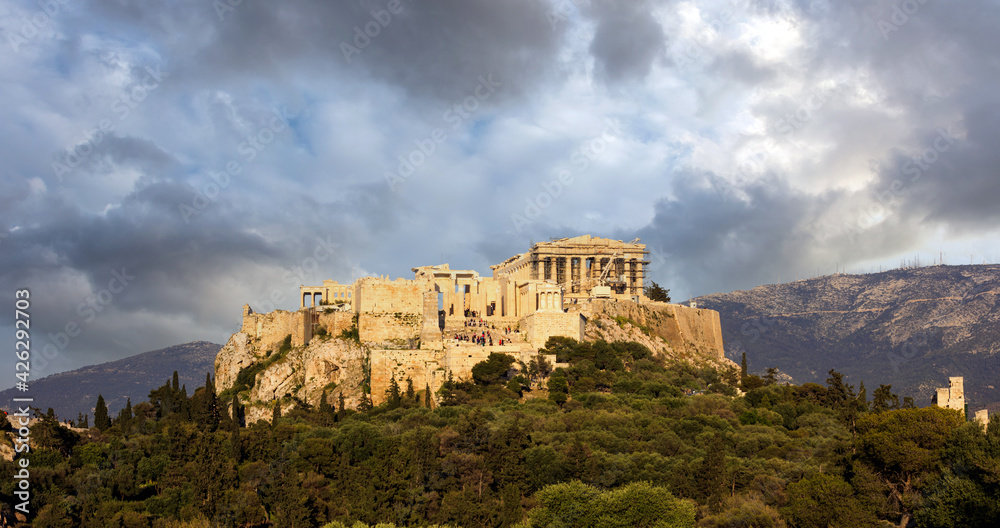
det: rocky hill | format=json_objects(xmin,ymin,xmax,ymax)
[
  {"xmin": 0, "ymin": 341, "xmax": 220, "ymax": 421},
  {"xmin": 694, "ymin": 265, "xmax": 1000, "ymax": 412}
]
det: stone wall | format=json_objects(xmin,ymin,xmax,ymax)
[
  {"xmin": 354, "ymin": 277, "xmax": 425, "ymax": 314},
  {"xmin": 585, "ymin": 299, "xmax": 725, "ymax": 360},
  {"xmin": 368, "ymin": 344, "xmax": 550, "ymax": 405},
  {"xmin": 239, "ymin": 305, "xmax": 308, "ymax": 351},
  {"xmin": 359, "ymin": 312, "xmax": 422, "ymax": 343},
  {"xmin": 521, "ymin": 312, "xmax": 586, "ymax": 349},
  {"xmin": 316, "ymin": 310, "xmax": 355, "ymax": 338}
]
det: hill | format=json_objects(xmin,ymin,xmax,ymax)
[
  {"xmin": 0, "ymin": 341, "xmax": 220, "ymax": 421},
  {"xmin": 695, "ymin": 264, "xmax": 1000, "ymax": 412}
]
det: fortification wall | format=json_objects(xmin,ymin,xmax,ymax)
[
  {"xmin": 359, "ymin": 312, "xmax": 422, "ymax": 343},
  {"xmin": 369, "ymin": 345, "xmax": 543, "ymax": 405},
  {"xmin": 587, "ymin": 299, "xmax": 725, "ymax": 360},
  {"xmin": 316, "ymin": 310, "xmax": 355, "ymax": 337},
  {"xmin": 355, "ymin": 278, "xmax": 425, "ymax": 314},
  {"xmin": 522, "ymin": 312, "xmax": 585, "ymax": 349},
  {"xmin": 240, "ymin": 305, "xmax": 308, "ymax": 350},
  {"xmin": 370, "ymin": 349, "xmax": 446, "ymax": 406}
]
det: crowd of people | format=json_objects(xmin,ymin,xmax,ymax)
[{"xmin": 452, "ymin": 318, "xmax": 517, "ymax": 346}]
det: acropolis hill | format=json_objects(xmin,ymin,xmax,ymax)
[{"xmin": 214, "ymin": 235, "xmax": 730, "ymax": 422}]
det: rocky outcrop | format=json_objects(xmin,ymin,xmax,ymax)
[
  {"xmin": 582, "ymin": 299, "xmax": 734, "ymax": 370},
  {"xmin": 215, "ymin": 331, "xmax": 368, "ymax": 424}
]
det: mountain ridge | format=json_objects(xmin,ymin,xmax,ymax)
[
  {"xmin": 0, "ymin": 341, "xmax": 221, "ymax": 420},
  {"xmin": 695, "ymin": 264, "xmax": 1000, "ymax": 413}
]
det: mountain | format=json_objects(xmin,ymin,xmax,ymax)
[
  {"xmin": 695, "ymin": 265, "xmax": 1000, "ymax": 413},
  {"xmin": 0, "ymin": 341, "xmax": 221, "ymax": 421}
]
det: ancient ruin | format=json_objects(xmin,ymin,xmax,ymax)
[
  {"xmin": 933, "ymin": 376, "xmax": 966, "ymax": 416},
  {"xmin": 216, "ymin": 235, "xmax": 728, "ymax": 419}
]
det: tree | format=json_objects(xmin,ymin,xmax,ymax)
[
  {"xmin": 116, "ymin": 398, "xmax": 133, "ymax": 431},
  {"xmin": 387, "ymin": 375, "xmax": 401, "ymax": 408},
  {"xmin": 405, "ymin": 377, "xmax": 415, "ymax": 402},
  {"xmin": 424, "ymin": 384, "xmax": 431, "ymax": 408},
  {"xmin": 94, "ymin": 394, "xmax": 111, "ymax": 431},
  {"xmin": 525, "ymin": 481, "xmax": 695, "ymax": 528},
  {"xmin": 338, "ymin": 391, "xmax": 346, "ymax": 419},
  {"xmin": 172, "ymin": 370, "xmax": 180, "ymax": 392},
  {"xmin": 472, "ymin": 353, "xmax": 516, "ymax": 386},
  {"xmin": 871, "ymin": 384, "xmax": 901, "ymax": 413},
  {"xmin": 825, "ymin": 369, "xmax": 853, "ymax": 408},
  {"xmin": 319, "ymin": 391, "xmax": 331, "ymax": 414},
  {"xmin": 782, "ymin": 473, "xmax": 880, "ymax": 528},
  {"xmin": 547, "ymin": 374, "xmax": 568, "ymax": 407},
  {"xmin": 271, "ymin": 403, "xmax": 281, "ymax": 426},
  {"xmin": 740, "ymin": 352, "xmax": 748, "ymax": 387},
  {"xmin": 643, "ymin": 281, "xmax": 671, "ymax": 303},
  {"xmin": 855, "ymin": 406, "xmax": 965, "ymax": 528}
]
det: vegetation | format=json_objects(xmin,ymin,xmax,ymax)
[
  {"xmin": 4, "ymin": 337, "xmax": 998, "ymax": 528},
  {"xmin": 644, "ymin": 281, "xmax": 671, "ymax": 303}
]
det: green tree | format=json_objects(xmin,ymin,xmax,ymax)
[
  {"xmin": 116, "ymin": 398, "xmax": 133, "ymax": 431},
  {"xmin": 524, "ymin": 480, "xmax": 695, "ymax": 528},
  {"xmin": 643, "ymin": 281, "xmax": 671, "ymax": 303},
  {"xmin": 871, "ymin": 384, "xmax": 900, "ymax": 413},
  {"xmin": 782, "ymin": 473, "xmax": 880, "ymax": 527},
  {"xmin": 855, "ymin": 406, "xmax": 966, "ymax": 528},
  {"xmin": 472, "ymin": 353, "xmax": 517, "ymax": 386},
  {"xmin": 387, "ymin": 375, "xmax": 401, "ymax": 408},
  {"xmin": 319, "ymin": 390, "xmax": 331, "ymax": 414},
  {"xmin": 94, "ymin": 394, "xmax": 111, "ymax": 431},
  {"xmin": 405, "ymin": 377, "xmax": 415, "ymax": 402},
  {"xmin": 547, "ymin": 373, "xmax": 568, "ymax": 407},
  {"xmin": 740, "ymin": 352, "xmax": 748, "ymax": 387}
]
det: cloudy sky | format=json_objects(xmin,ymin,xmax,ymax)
[{"xmin": 2, "ymin": 0, "xmax": 999, "ymax": 384}]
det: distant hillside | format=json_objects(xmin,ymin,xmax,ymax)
[
  {"xmin": 0, "ymin": 341, "xmax": 220, "ymax": 421},
  {"xmin": 695, "ymin": 265, "xmax": 1000, "ymax": 413}
]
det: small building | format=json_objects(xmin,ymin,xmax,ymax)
[{"xmin": 932, "ymin": 376, "xmax": 966, "ymax": 417}]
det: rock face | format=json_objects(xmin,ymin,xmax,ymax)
[
  {"xmin": 695, "ymin": 265, "xmax": 1000, "ymax": 412},
  {"xmin": 581, "ymin": 300, "xmax": 734, "ymax": 370},
  {"xmin": 215, "ymin": 331, "xmax": 367, "ymax": 424},
  {"xmin": 216, "ymin": 297, "xmax": 732, "ymax": 420}
]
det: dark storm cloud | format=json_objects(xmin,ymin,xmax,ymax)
[
  {"xmin": 583, "ymin": 0, "xmax": 668, "ymax": 83},
  {"xmin": 81, "ymin": 0, "xmax": 565, "ymax": 104},
  {"xmin": 638, "ymin": 172, "xmax": 824, "ymax": 295}
]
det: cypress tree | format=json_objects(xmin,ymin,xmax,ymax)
[
  {"xmin": 319, "ymin": 391, "xmax": 332, "ymax": 414},
  {"xmin": 117, "ymin": 398, "xmax": 133, "ymax": 431},
  {"xmin": 271, "ymin": 403, "xmax": 281, "ymax": 426},
  {"xmin": 172, "ymin": 370, "xmax": 180, "ymax": 392},
  {"xmin": 740, "ymin": 352, "xmax": 748, "ymax": 387},
  {"xmin": 337, "ymin": 392, "xmax": 346, "ymax": 420},
  {"xmin": 405, "ymin": 377, "xmax": 415, "ymax": 402},
  {"xmin": 424, "ymin": 384, "xmax": 432, "ymax": 408},
  {"xmin": 205, "ymin": 373, "xmax": 219, "ymax": 431},
  {"xmin": 94, "ymin": 395, "xmax": 111, "ymax": 431},
  {"xmin": 387, "ymin": 376, "xmax": 401, "ymax": 408}
]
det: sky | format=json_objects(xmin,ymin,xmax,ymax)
[{"xmin": 2, "ymin": 0, "xmax": 999, "ymax": 385}]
